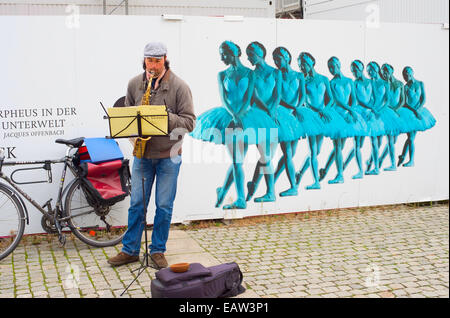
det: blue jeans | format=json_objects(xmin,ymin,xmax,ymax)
[{"xmin": 121, "ymin": 155, "xmax": 182, "ymax": 256}]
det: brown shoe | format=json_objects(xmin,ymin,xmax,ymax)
[
  {"xmin": 150, "ymin": 253, "xmax": 168, "ymax": 269},
  {"xmin": 107, "ymin": 252, "xmax": 139, "ymax": 267}
]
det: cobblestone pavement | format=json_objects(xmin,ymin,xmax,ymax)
[
  {"xmin": 189, "ymin": 203, "xmax": 449, "ymax": 298},
  {"xmin": 0, "ymin": 203, "xmax": 448, "ymax": 298}
]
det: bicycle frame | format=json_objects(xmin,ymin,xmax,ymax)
[{"xmin": 0, "ymin": 147, "xmax": 77, "ymax": 221}]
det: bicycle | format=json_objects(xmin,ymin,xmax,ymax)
[{"xmin": 0, "ymin": 137, "xmax": 130, "ymax": 261}]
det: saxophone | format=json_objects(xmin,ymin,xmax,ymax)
[
  {"xmin": 141, "ymin": 72, "xmax": 154, "ymax": 105},
  {"xmin": 133, "ymin": 72, "xmax": 154, "ymax": 158}
]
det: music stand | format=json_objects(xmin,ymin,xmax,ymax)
[{"xmin": 100, "ymin": 102, "xmax": 169, "ymax": 296}]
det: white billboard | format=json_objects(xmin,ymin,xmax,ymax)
[{"xmin": 0, "ymin": 15, "xmax": 448, "ymax": 234}]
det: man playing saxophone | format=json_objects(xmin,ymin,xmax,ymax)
[{"xmin": 108, "ymin": 42, "xmax": 196, "ymax": 269}]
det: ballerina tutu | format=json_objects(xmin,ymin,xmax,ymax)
[
  {"xmin": 190, "ymin": 106, "xmax": 278, "ymax": 145},
  {"xmin": 397, "ymin": 107, "xmax": 422, "ymax": 133},
  {"xmin": 354, "ymin": 105, "xmax": 384, "ymax": 137},
  {"xmin": 397, "ymin": 106, "xmax": 436, "ymax": 132},
  {"xmin": 320, "ymin": 106, "xmax": 352, "ymax": 139},
  {"xmin": 377, "ymin": 106, "xmax": 406, "ymax": 136},
  {"xmin": 415, "ymin": 107, "xmax": 436, "ymax": 131},
  {"xmin": 333, "ymin": 105, "xmax": 368, "ymax": 137},
  {"xmin": 296, "ymin": 106, "xmax": 325, "ymax": 137},
  {"xmin": 276, "ymin": 106, "xmax": 306, "ymax": 142}
]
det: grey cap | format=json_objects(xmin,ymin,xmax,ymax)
[{"xmin": 144, "ymin": 42, "xmax": 167, "ymax": 58}]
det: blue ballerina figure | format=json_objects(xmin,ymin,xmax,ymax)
[
  {"xmin": 319, "ymin": 56, "xmax": 367, "ymax": 183},
  {"xmin": 343, "ymin": 60, "xmax": 385, "ymax": 178},
  {"xmin": 294, "ymin": 52, "xmax": 346, "ymax": 190},
  {"xmin": 244, "ymin": 41, "xmax": 280, "ymax": 203},
  {"xmin": 397, "ymin": 66, "xmax": 436, "ymax": 167},
  {"xmin": 271, "ymin": 46, "xmax": 308, "ymax": 197},
  {"xmin": 190, "ymin": 41, "xmax": 274, "ymax": 209},
  {"xmin": 365, "ymin": 61, "xmax": 404, "ymax": 175},
  {"xmin": 377, "ymin": 63, "xmax": 408, "ymax": 170}
]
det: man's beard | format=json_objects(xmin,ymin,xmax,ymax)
[{"xmin": 149, "ymin": 68, "xmax": 166, "ymax": 78}]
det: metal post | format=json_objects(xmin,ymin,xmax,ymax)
[{"xmin": 300, "ymin": 0, "xmax": 305, "ymax": 19}]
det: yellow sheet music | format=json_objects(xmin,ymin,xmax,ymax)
[{"xmin": 107, "ymin": 105, "xmax": 168, "ymax": 137}]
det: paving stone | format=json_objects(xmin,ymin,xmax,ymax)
[
  {"xmin": 336, "ymin": 290, "xmax": 353, "ymax": 297},
  {"xmin": 291, "ymin": 291, "xmax": 308, "ymax": 297},
  {"xmin": 1, "ymin": 204, "xmax": 448, "ymax": 298}
]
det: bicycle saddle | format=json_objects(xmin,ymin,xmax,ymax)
[{"xmin": 55, "ymin": 137, "xmax": 85, "ymax": 148}]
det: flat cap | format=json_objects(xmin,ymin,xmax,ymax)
[{"xmin": 144, "ymin": 42, "xmax": 167, "ymax": 58}]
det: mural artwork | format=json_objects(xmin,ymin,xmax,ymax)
[{"xmin": 190, "ymin": 41, "xmax": 436, "ymax": 210}]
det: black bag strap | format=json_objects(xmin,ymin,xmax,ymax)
[{"xmin": 77, "ymin": 162, "xmax": 89, "ymax": 177}]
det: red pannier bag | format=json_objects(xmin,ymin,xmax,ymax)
[
  {"xmin": 77, "ymin": 145, "xmax": 91, "ymax": 162},
  {"xmin": 78, "ymin": 159, "xmax": 130, "ymax": 206}
]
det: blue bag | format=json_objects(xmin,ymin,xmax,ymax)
[{"xmin": 80, "ymin": 138, "xmax": 124, "ymax": 164}]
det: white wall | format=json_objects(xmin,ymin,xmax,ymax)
[
  {"xmin": 0, "ymin": 0, "xmax": 275, "ymax": 17},
  {"xmin": 303, "ymin": 0, "xmax": 449, "ymax": 24},
  {"xmin": 0, "ymin": 15, "xmax": 448, "ymax": 234}
]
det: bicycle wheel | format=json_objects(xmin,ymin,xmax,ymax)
[
  {"xmin": 0, "ymin": 184, "xmax": 25, "ymax": 261},
  {"xmin": 64, "ymin": 179, "xmax": 127, "ymax": 247}
]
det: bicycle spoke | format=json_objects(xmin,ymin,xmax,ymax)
[
  {"xmin": 0, "ymin": 197, "xmax": 13, "ymax": 210},
  {"xmin": 0, "ymin": 218, "xmax": 21, "ymax": 222},
  {"xmin": 0, "ymin": 186, "xmax": 25, "ymax": 261},
  {"xmin": 64, "ymin": 179, "xmax": 126, "ymax": 247},
  {"xmin": 68, "ymin": 210, "xmax": 96, "ymax": 218},
  {"xmin": 69, "ymin": 205, "xmax": 92, "ymax": 211}
]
